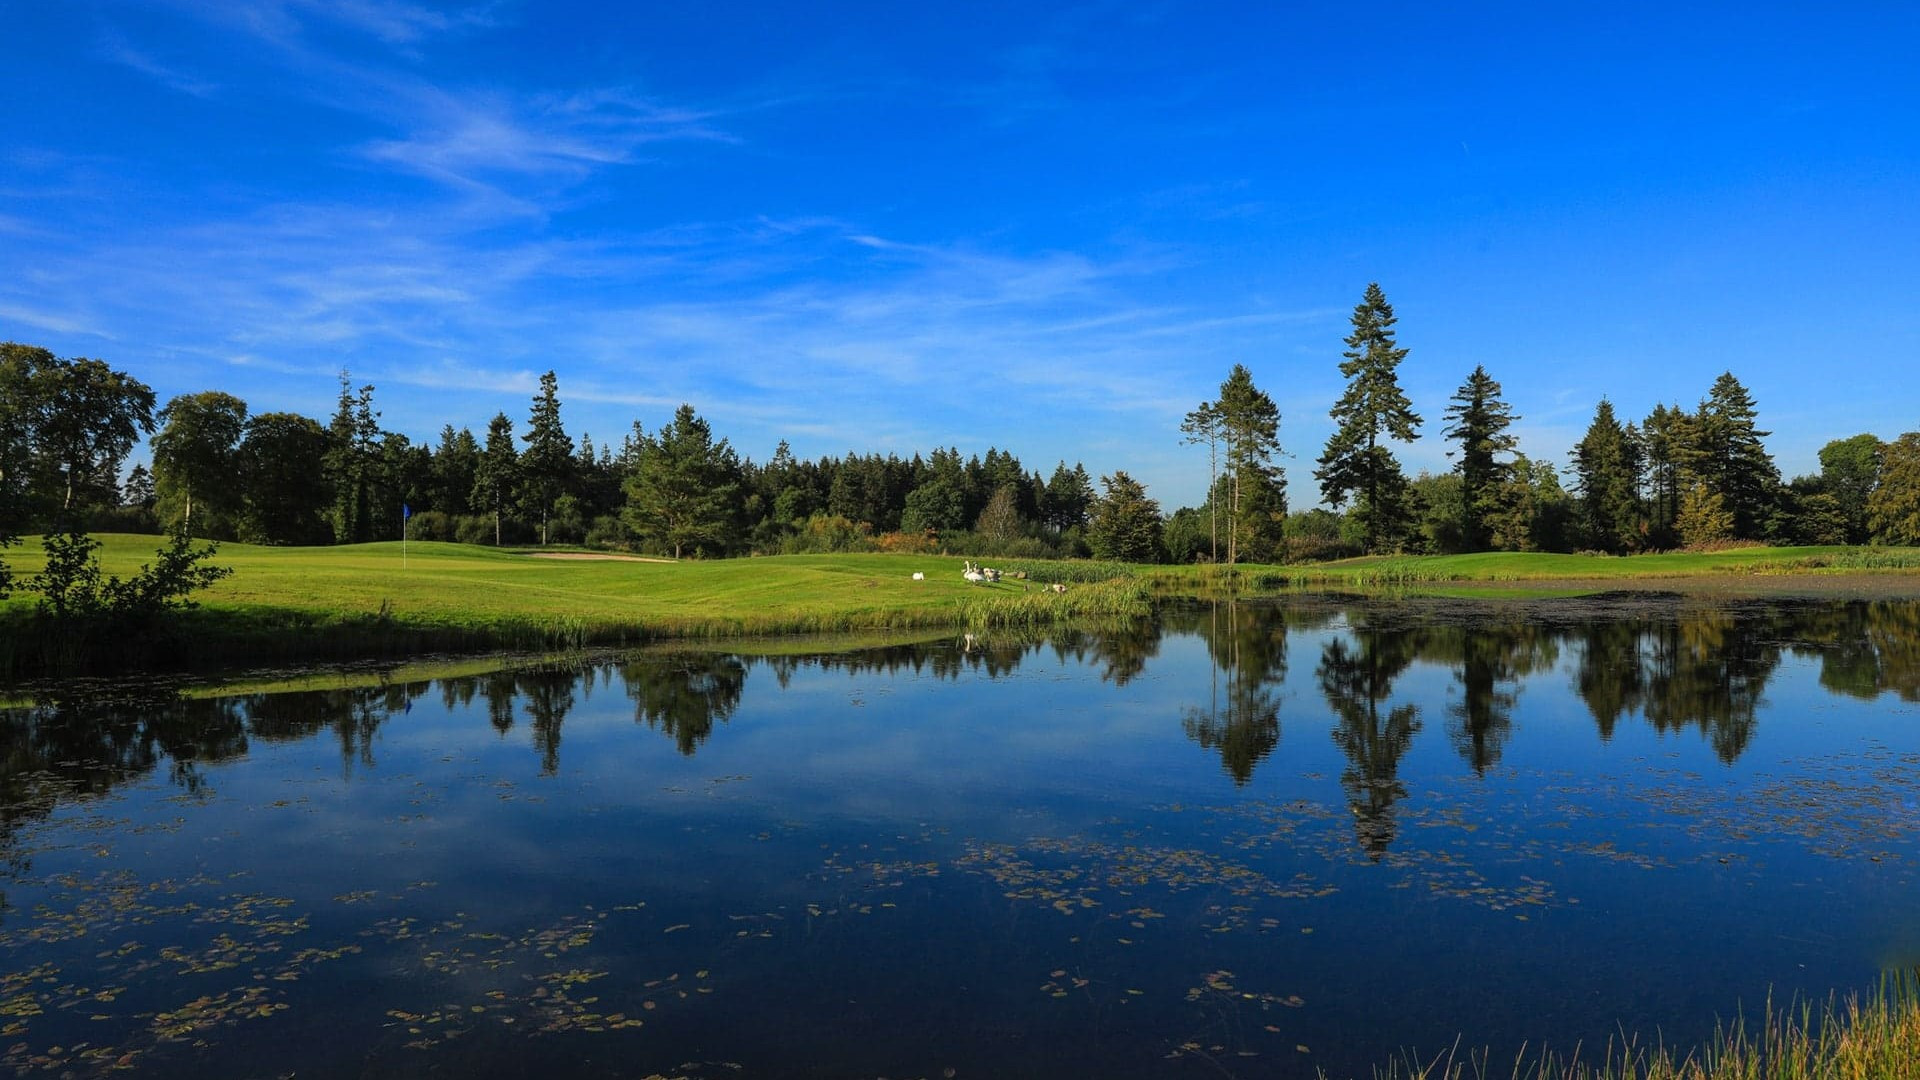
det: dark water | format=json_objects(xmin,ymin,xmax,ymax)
[{"xmin": 3, "ymin": 595, "xmax": 1918, "ymax": 1079}]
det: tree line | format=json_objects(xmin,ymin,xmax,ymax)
[
  {"xmin": 7, "ymin": 289, "xmax": 1920, "ymax": 571},
  {"xmin": 0, "ymin": 343, "xmax": 1114, "ymax": 563},
  {"xmin": 1162, "ymin": 283, "xmax": 1920, "ymax": 560}
]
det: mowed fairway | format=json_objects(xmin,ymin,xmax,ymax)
[{"xmin": 2, "ymin": 536, "xmax": 1031, "ymax": 642}]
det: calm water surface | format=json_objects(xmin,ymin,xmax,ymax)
[{"xmin": 3, "ymin": 595, "xmax": 1918, "ymax": 1078}]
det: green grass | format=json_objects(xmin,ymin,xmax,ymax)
[
  {"xmin": 1347, "ymin": 977, "xmax": 1920, "ymax": 1080},
  {"xmin": 4, "ymin": 535, "xmax": 1918, "ymax": 671},
  {"xmin": 1145, "ymin": 545, "xmax": 1920, "ymax": 591},
  {"xmin": 0, "ymin": 535, "xmax": 1147, "ymax": 669}
]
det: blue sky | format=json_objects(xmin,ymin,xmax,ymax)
[{"xmin": 3, "ymin": 2, "xmax": 1915, "ymax": 508}]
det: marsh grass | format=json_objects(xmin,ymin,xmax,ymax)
[{"xmin": 1348, "ymin": 975, "xmax": 1920, "ymax": 1080}]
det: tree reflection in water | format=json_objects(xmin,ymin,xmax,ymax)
[
  {"xmin": 1172, "ymin": 600, "xmax": 1288, "ymax": 785},
  {"xmin": 620, "ymin": 654, "xmax": 747, "ymax": 756},
  {"xmin": 1317, "ymin": 631, "xmax": 1422, "ymax": 859}
]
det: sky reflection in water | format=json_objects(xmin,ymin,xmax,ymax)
[{"xmin": 2, "ymin": 596, "xmax": 1918, "ymax": 1078}]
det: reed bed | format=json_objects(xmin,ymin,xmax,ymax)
[{"xmin": 1346, "ymin": 977, "xmax": 1920, "ymax": 1080}]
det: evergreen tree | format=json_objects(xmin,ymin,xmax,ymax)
[
  {"xmin": 1087, "ymin": 471, "xmax": 1162, "ymax": 562},
  {"xmin": 1213, "ymin": 364, "xmax": 1283, "ymax": 565},
  {"xmin": 1316, "ymin": 283, "xmax": 1422, "ymax": 553},
  {"xmin": 1440, "ymin": 365, "xmax": 1518, "ymax": 550},
  {"xmin": 1570, "ymin": 398, "xmax": 1643, "ymax": 553},
  {"xmin": 1042, "ymin": 461, "xmax": 1095, "ymax": 533},
  {"xmin": 1677, "ymin": 482, "xmax": 1735, "ymax": 547},
  {"xmin": 1640, "ymin": 403, "xmax": 1690, "ymax": 548},
  {"xmin": 471, "ymin": 412, "xmax": 520, "ymax": 545},
  {"xmin": 1690, "ymin": 372, "xmax": 1779, "ymax": 540},
  {"xmin": 432, "ymin": 425, "xmax": 480, "ymax": 517},
  {"xmin": 520, "ymin": 370, "xmax": 574, "ymax": 545},
  {"xmin": 1180, "ymin": 400, "xmax": 1223, "ymax": 562},
  {"xmin": 322, "ymin": 374, "xmax": 381, "ymax": 544},
  {"xmin": 622, "ymin": 405, "xmax": 741, "ymax": 559}
]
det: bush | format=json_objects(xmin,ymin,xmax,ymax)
[
  {"xmin": 16, "ymin": 528, "xmax": 232, "ymax": 672},
  {"xmin": 585, "ymin": 515, "xmax": 629, "ymax": 549},
  {"xmin": 876, "ymin": 529, "xmax": 939, "ymax": 554},
  {"xmin": 408, "ymin": 510, "xmax": 454, "ymax": 541}
]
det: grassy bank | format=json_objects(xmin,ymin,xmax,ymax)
[
  {"xmin": 1349, "ymin": 978, "xmax": 1920, "ymax": 1080},
  {"xmin": 0, "ymin": 535, "xmax": 1147, "ymax": 671},
  {"xmin": 1146, "ymin": 545, "xmax": 1920, "ymax": 592},
  {"xmin": 4, "ymin": 535, "xmax": 1919, "ymax": 672}
]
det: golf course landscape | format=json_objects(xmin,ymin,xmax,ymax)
[{"xmin": 6, "ymin": 533, "xmax": 1920, "ymax": 673}]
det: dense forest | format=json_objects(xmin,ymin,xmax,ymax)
[{"xmin": 4, "ymin": 284, "xmax": 1919, "ymax": 569}]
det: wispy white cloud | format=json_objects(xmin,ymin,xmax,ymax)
[
  {"xmin": 96, "ymin": 32, "xmax": 219, "ymax": 96},
  {"xmin": 0, "ymin": 304, "xmax": 117, "ymax": 339}
]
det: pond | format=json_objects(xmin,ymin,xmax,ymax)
[{"xmin": 3, "ymin": 594, "xmax": 1918, "ymax": 1078}]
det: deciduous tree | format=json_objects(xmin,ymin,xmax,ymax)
[
  {"xmin": 152, "ymin": 391, "xmax": 249, "ymax": 536},
  {"xmin": 1867, "ymin": 433, "xmax": 1920, "ymax": 546}
]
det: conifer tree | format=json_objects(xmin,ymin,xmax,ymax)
[
  {"xmin": 1688, "ymin": 373, "xmax": 1779, "ymax": 540},
  {"xmin": 622, "ymin": 405, "xmax": 740, "ymax": 559},
  {"xmin": 1440, "ymin": 365, "xmax": 1518, "ymax": 551},
  {"xmin": 1214, "ymin": 364, "xmax": 1283, "ymax": 565},
  {"xmin": 471, "ymin": 412, "xmax": 519, "ymax": 545},
  {"xmin": 1571, "ymin": 399, "xmax": 1643, "ymax": 552},
  {"xmin": 520, "ymin": 371, "xmax": 574, "ymax": 545},
  {"xmin": 1317, "ymin": 283, "xmax": 1421, "ymax": 553},
  {"xmin": 1087, "ymin": 471, "xmax": 1162, "ymax": 562},
  {"xmin": 323, "ymin": 374, "xmax": 381, "ymax": 544}
]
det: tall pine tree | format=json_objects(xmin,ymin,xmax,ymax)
[
  {"xmin": 1440, "ymin": 365, "xmax": 1518, "ymax": 551},
  {"xmin": 1214, "ymin": 364, "xmax": 1283, "ymax": 565},
  {"xmin": 1570, "ymin": 398, "xmax": 1643, "ymax": 552},
  {"xmin": 520, "ymin": 370, "xmax": 574, "ymax": 546},
  {"xmin": 1316, "ymin": 283, "xmax": 1421, "ymax": 553},
  {"xmin": 471, "ymin": 412, "xmax": 520, "ymax": 546}
]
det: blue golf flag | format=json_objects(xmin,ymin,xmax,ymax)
[{"xmin": 404, "ymin": 504, "xmax": 412, "ymax": 520}]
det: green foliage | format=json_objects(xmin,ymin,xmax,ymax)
[
  {"xmin": 1868, "ymin": 432, "xmax": 1920, "ymax": 545},
  {"xmin": 1207, "ymin": 364, "xmax": 1285, "ymax": 564},
  {"xmin": 471, "ymin": 412, "xmax": 520, "ymax": 545},
  {"xmin": 1820, "ymin": 432, "xmax": 1884, "ymax": 543},
  {"xmin": 1317, "ymin": 283, "xmax": 1421, "ymax": 553},
  {"xmin": 237, "ymin": 412, "xmax": 333, "ymax": 545},
  {"xmin": 1678, "ymin": 482, "xmax": 1736, "ymax": 548},
  {"xmin": 1041, "ymin": 461, "xmax": 1095, "ymax": 533},
  {"xmin": 622, "ymin": 404, "xmax": 741, "ymax": 559},
  {"xmin": 1441, "ymin": 364, "xmax": 1519, "ymax": 550},
  {"xmin": 20, "ymin": 528, "xmax": 233, "ymax": 669},
  {"xmin": 1087, "ymin": 470, "xmax": 1163, "ymax": 562},
  {"xmin": 153, "ymin": 390, "xmax": 249, "ymax": 536},
  {"xmin": 520, "ymin": 370, "xmax": 575, "ymax": 544},
  {"xmin": 1, "ymin": 343, "xmax": 156, "ymax": 523},
  {"xmin": 1571, "ymin": 398, "xmax": 1644, "ymax": 553},
  {"xmin": 1687, "ymin": 372, "xmax": 1780, "ymax": 540},
  {"xmin": 323, "ymin": 374, "xmax": 382, "ymax": 544}
]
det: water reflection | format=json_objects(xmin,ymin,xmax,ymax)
[
  {"xmin": 1318, "ymin": 631, "xmax": 1422, "ymax": 858},
  {"xmin": 622, "ymin": 653, "xmax": 746, "ymax": 755},
  {"xmin": 4, "ymin": 597, "xmax": 1920, "ymax": 864},
  {"xmin": 1171, "ymin": 601, "xmax": 1289, "ymax": 785}
]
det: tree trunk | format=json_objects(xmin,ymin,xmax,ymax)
[{"xmin": 494, "ymin": 507, "xmax": 502, "ymax": 546}]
